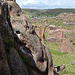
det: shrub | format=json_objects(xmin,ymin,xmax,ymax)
[{"xmin": 39, "ymin": 37, "xmax": 41, "ymax": 41}]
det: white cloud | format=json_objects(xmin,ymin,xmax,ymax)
[
  {"xmin": 16, "ymin": 0, "xmax": 75, "ymax": 9},
  {"xmin": 22, "ymin": 0, "xmax": 38, "ymax": 5}
]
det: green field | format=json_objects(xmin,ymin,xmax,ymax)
[{"xmin": 45, "ymin": 41, "xmax": 75, "ymax": 75}]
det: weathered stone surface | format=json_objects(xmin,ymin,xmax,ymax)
[
  {"xmin": 56, "ymin": 31, "xmax": 65, "ymax": 40},
  {"xmin": 0, "ymin": 34, "xmax": 11, "ymax": 75},
  {"xmin": 8, "ymin": 47, "xmax": 28, "ymax": 75},
  {"xmin": 0, "ymin": 2, "xmax": 28, "ymax": 75},
  {"xmin": 6, "ymin": 2, "xmax": 55, "ymax": 74},
  {"xmin": 60, "ymin": 39, "xmax": 74, "ymax": 53},
  {"xmin": 7, "ymin": 1, "xmax": 28, "ymax": 33},
  {"xmin": 47, "ymin": 38, "xmax": 60, "ymax": 42},
  {"xmin": 35, "ymin": 26, "xmax": 45, "ymax": 44}
]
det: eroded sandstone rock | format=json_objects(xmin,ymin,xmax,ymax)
[
  {"xmin": 60, "ymin": 39, "xmax": 74, "ymax": 53},
  {"xmin": 7, "ymin": 1, "xmax": 55, "ymax": 74}
]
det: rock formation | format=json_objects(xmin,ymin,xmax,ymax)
[
  {"xmin": 56, "ymin": 31, "xmax": 65, "ymax": 40},
  {"xmin": 0, "ymin": 0, "xmax": 65, "ymax": 75},
  {"xmin": 60, "ymin": 39, "xmax": 74, "ymax": 53},
  {"xmin": 35, "ymin": 26, "xmax": 45, "ymax": 44},
  {"xmin": 57, "ymin": 13, "xmax": 75, "ymax": 18}
]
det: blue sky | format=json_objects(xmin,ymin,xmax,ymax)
[{"xmin": 16, "ymin": 0, "xmax": 75, "ymax": 9}]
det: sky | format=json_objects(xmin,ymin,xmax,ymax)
[{"xmin": 16, "ymin": 0, "xmax": 75, "ymax": 9}]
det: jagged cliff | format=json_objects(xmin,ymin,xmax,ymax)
[{"xmin": 0, "ymin": 1, "xmax": 65, "ymax": 75}]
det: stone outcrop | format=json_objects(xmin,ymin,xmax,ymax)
[
  {"xmin": 60, "ymin": 39, "xmax": 74, "ymax": 53},
  {"xmin": 0, "ymin": 34, "xmax": 11, "ymax": 75},
  {"xmin": 49, "ymin": 25, "xmax": 66, "ymax": 34},
  {"xmin": 57, "ymin": 13, "xmax": 75, "ymax": 18},
  {"xmin": 56, "ymin": 31, "xmax": 65, "ymax": 40},
  {"xmin": 8, "ymin": 1, "xmax": 52, "ymax": 72},
  {"xmin": 35, "ymin": 26, "xmax": 45, "ymax": 44},
  {"xmin": 8, "ymin": 48, "xmax": 28, "ymax": 75},
  {"xmin": 0, "ymin": 1, "xmax": 65, "ymax": 75}
]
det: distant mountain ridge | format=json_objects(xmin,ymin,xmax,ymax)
[{"xmin": 22, "ymin": 9, "xmax": 75, "ymax": 17}]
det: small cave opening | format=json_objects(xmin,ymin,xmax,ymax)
[{"xmin": 16, "ymin": 30, "xmax": 20, "ymax": 34}]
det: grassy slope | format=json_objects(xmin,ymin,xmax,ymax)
[
  {"xmin": 44, "ymin": 27, "xmax": 75, "ymax": 75},
  {"xmin": 53, "ymin": 54, "xmax": 75, "ymax": 75},
  {"xmin": 39, "ymin": 18, "xmax": 75, "ymax": 74},
  {"xmin": 34, "ymin": 18, "xmax": 75, "ymax": 74},
  {"xmin": 45, "ymin": 40, "xmax": 75, "ymax": 75},
  {"xmin": 44, "ymin": 19, "xmax": 75, "ymax": 75}
]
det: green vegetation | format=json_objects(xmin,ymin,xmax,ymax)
[
  {"xmin": 44, "ymin": 28, "xmax": 75, "ymax": 75},
  {"xmin": 7, "ymin": 15, "xmax": 10, "ymax": 20},
  {"xmin": 22, "ymin": 9, "xmax": 75, "ymax": 18},
  {"xmin": 52, "ymin": 53, "xmax": 75, "ymax": 75},
  {"xmin": 39, "ymin": 36, "xmax": 41, "ymax": 41},
  {"xmin": 50, "ymin": 49, "xmax": 68, "ymax": 55},
  {"xmin": 44, "ymin": 27, "xmax": 49, "ymax": 38},
  {"xmin": 45, "ymin": 40, "xmax": 75, "ymax": 75},
  {"xmin": 72, "ymin": 43, "xmax": 75, "ymax": 52},
  {"xmin": 45, "ymin": 41, "xmax": 61, "ymax": 51}
]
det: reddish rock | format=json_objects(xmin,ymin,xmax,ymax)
[
  {"xmin": 35, "ymin": 26, "xmax": 45, "ymax": 43},
  {"xmin": 57, "ymin": 13, "xmax": 75, "ymax": 18},
  {"xmin": 56, "ymin": 31, "xmax": 65, "ymax": 40},
  {"xmin": 49, "ymin": 25, "xmax": 64, "ymax": 34},
  {"xmin": 35, "ymin": 28, "xmax": 40, "ymax": 37},
  {"xmin": 41, "ymin": 26, "xmax": 45, "ymax": 43},
  {"xmin": 60, "ymin": 39, "xmax": 74, "ymax": 53},
  {"xmin": 49, "ymin": 25, "xmax": 56, "ymax": 33}
]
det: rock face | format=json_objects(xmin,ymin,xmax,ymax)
[
  {"xmin": 60, "ymin": 39, "xmax": 74, "ymax": 53},
  {"xmin": 0, "ymin": 1, "xmax": 64, "ymax": 75},
  {"xmin": 56, "ymin": 31, "xmax": 65, "ymax": 40},
  {"xmin": 0, "ymin": 34, "xmax": 11, "ymax": 75},
  {"xmin": 35, "ymin": 26, "xmax": 45, "ymax": 44},
  {"xmin": 7, "ymin": 2, "xmax": 54, "ymax": 74},
  {"xmin": 8, "ymin": 48, "xmax": 28, "ymax": 75}
]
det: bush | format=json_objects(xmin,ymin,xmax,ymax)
[{"xmin": 39, "ymin": 37, "xmax": 41, "ymax": 41}]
